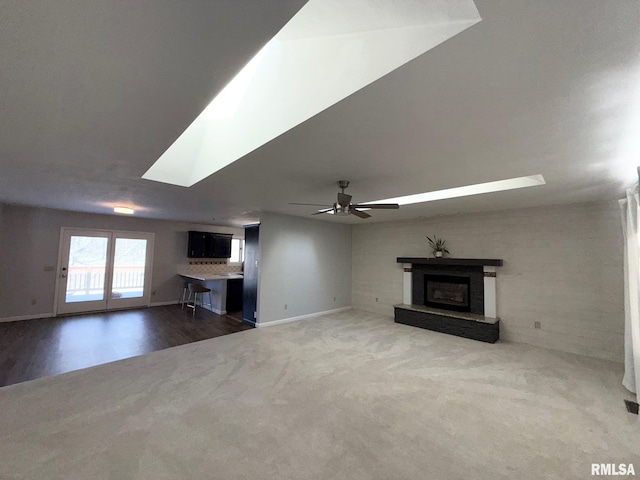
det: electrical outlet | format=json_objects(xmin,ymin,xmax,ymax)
[
  {"xmin": 375, "ymin": 297, "xmax": 379, "ymax": 302},
  {"xmin": 284, "ymin": 304, "xmax": 287, "ymax": 310},
  {"xmin": 534, "ymin": 321, "xmax": 541, "ymax": 329}
]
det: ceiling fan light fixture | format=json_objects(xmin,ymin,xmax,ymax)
[{"xmin": 334, "ymin": 204, "xmax": 350, "ymax": 216}]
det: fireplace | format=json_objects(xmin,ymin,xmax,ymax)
[
  {"xmin": 409, "ymin": 263, "xmax": 485, "ymax": 315},
  {"xmin": 424, "ymin": 274, "xmax": 470, "ymax": 312},
  {"xmin": 395, "ymin": 257, "xmax": 503, "ymax": 343}
]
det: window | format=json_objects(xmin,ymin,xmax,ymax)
[{"xmin": 230, "ymin": 238, "xmax": 244, "ymax": 265}]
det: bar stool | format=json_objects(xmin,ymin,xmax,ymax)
[{"xmin": 186, "ymin": 283, "xmax": 213, "ymax": 317}]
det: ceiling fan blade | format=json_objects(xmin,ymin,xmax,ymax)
[
  {"xmin": 312, "ymin": 208, "xmax": 334, "ymax": 215},
  {"xmin": 351, "ymin": 203, "xmax": 399, "ymax": 209},
  {"xmin": 289, "ymin": 202, "xmax": 333, "ymax": 207},
  {"xmin": 350, "ymin": 209, "xmax": 371, "ymax": 219},
  {"xmin": 337, "ymin": 192, "xmax": 352, "ymax": 207}
]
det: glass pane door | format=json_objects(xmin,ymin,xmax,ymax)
[
  {"xmin": 108, "ymin": 233, "xmax": 154, "ymax": 309},
  {"xmin": 57, "ymin": 230, "xmax": 111, "ymax": 314},
  {"xmin": 111, "ymin": 238, "xmax": 147, "ymax": 299},
  {"xmin": 56, "ymin": 229, "xmax": 155, "ymax": 315},
  {"xmin": 67, "ymin": 236, "xmax": 109, "ymax": 302}
]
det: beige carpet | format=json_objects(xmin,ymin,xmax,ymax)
[{"xmin": 0, "ymin": 310, "xmax": 638, "ymax": 479}]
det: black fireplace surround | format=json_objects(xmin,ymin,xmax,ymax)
[
  {"xmin": 395, "ymin": 258, "xmax": 503, "ymax": 343},
  {"xmin": 412, "ymin": 264, "xmax": 485, "ymax": 315}
]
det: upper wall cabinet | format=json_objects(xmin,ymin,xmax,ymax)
[
  {"xmin": 188, "ymin": 231, "xmax": 233, "ymax": 258},
  {"xmin": 212, "ymin": 234, "xmax": 232, "ymax": 258}
]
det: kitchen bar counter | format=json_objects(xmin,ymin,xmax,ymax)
[
  {"xmin": 179, "ymin": 273, "xmax": 243, "ymax": 315},
  {"xmin": 179, "ymin": 273, "xmax": 243, "ymax": 281}
]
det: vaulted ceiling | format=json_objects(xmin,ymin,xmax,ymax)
[{"xmin": 1, "ymin": 0, "xmax": 640, "ymax": 226}]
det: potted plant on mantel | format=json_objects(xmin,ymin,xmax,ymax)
[{"xmin": 426, "ymin": 235, "xmax": 449, "ymax": 258}]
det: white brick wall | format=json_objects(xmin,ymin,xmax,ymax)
[{"xmin": 352, "ymin": 201, "xmax": 624, "ymax": 362}]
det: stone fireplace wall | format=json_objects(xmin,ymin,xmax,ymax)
[{"xmin": 351, "ymin": 200, "xmax": 624, "ymax": 363}]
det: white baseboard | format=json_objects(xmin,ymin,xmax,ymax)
[
  {"xmin": 243, "ymin": 318, "xmax": 258, "ymax": 327},
  {"xmin": 0, "ymin": 306, "xmax": 352, "ymax": 326},
  {"xmin": 0, "ymin": 313, "xmax": 54, "ymax": 323},
  {"xmin": 150, "ymin": 300, "xmax": 226, "ymax": 315},
  {"xmin": 2, "ymin": 302, "xmax": 186, "ymax": 322},
  {"xmin": 257, "ymin": 306, "xmax": 352, "ymax": 328},
  {"xmin": 149, "ymin": 300, "xmax": 180, "ymax": 307}
]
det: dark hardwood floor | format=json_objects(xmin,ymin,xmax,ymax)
[{"xmin": 0, "ymin": 305, "xmax": 251, "ymax": 387}]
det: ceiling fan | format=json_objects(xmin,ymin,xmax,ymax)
[{"xmin": 290, "ymin": 180, "xmax": 399, "ymax": 219}]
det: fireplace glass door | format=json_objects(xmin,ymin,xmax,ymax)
[{"xmin": 424, "ymin": 274, "xmax": 471, "ymax": 312}]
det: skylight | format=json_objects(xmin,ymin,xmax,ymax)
[
  {"xmin": 142, "ymin": 0, "xmax": 482, "ymax": 187},
  {"xmin": 364, "ymin": 175, "xmax": 547, "ymax": 206}
]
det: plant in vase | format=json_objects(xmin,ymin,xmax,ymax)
[{"xmin": 426, "ymin": 235, "xmax": 449, "ymax": 258}]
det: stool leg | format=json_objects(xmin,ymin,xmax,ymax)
[
  {"xmin": 192, "ymin": 292, "xmax": 198, "ymax": 317},
  {"xmin": 180, "ymin": 287, "xmax": 188, "ymax": 309},
  {"xmin": 186, "ymin": 290, "xmax": 194, "ymax": 313}
]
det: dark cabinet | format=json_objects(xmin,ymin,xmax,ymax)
[
  {"xmin": 213, "ymin": 234, "xmax": 232, "ymax": 258},
  {"xmin": 188, "ymin": 231, "xmax": 232, "ymax": 258},
  {"xmin": 226, "ymin": 279, "xmax": 243, "ymax": 312},
  {"xmin": 188, "ymin": 231, "xmax": 209, "ymax": 258},
  {"xmin": 242, "ymin": 225, "xmax": 259, "ymax": 325}
]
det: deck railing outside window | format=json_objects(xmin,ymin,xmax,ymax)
[{"xmin": 66, "ymin": 266, "xmax": 145, "ymax": 298}]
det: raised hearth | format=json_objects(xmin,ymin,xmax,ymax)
[
  {"xmin": 394, "ymin": 304, "xmax": 499, "ymax": 343},
  {"xmin": 396, "ymin": 257, "xmax": 502, "ymax": 342}
]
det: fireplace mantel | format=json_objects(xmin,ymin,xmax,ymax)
[{"xmin": 397, "ymin": 257, "xmax": 503, "ymax": 266}]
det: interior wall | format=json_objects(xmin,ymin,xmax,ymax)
[
  {"xmin": 352, "ymin": 201, "xmax": 624, "ymax": 362},
  {"xmin": 0, "ymin": 203, "xmax": 243, "ymax": 320},
  {"xmin": 257, "ymin": 212, "xmax": 352, "ymax": 325}
]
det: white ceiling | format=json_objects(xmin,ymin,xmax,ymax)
[
  {"xmin": 143, "ymin": 0, "xmax": 481, "ymax": 188},
  {"xmin": 1, "ymin": 0, "xmax": 640, "ymax": 226}
]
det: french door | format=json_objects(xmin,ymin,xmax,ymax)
[{"xmin": 55, "ymin": 228, "xmax": 154, "ymax": 315}]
